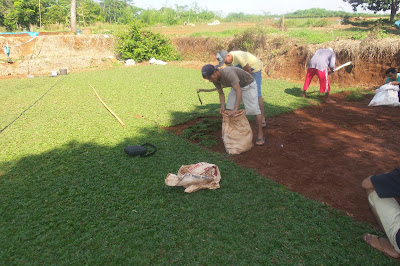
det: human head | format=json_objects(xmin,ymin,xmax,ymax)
[
  {"xmin": 386, "ymin": 67, "xmax": 397, "ymax": 81},
  {"xmin": 201, "ymin": 64, "xmax": 219, "ymax": 82},
  {"xmin": 216, "ymin": 50, "xmax": 228, "ymax": 67}
]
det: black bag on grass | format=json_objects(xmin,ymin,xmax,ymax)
[{"xmin": 124, "ymin": 143, "xmax": 157, "ymax": 157}]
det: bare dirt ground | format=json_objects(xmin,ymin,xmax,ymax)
[
  {"xmin": 166, "ymin": 92, "xmax": 400, "ymax": 227},
  {"xmin": 0, "ymin": 34, "xmax": 115, "ymax": 77}
]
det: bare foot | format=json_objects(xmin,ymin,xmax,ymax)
[
  {"xmin": 325, "ymin": 97, "xmax": 336, "ymax": 104},
  {"xmin": 302, "ymin": 91, "xmax": 307, "ymax": 98},
  {"xmin": 363, "ymin": 233, "xmax": 400, "ymax": 260}
]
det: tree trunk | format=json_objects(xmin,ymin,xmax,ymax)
[
  {"xmin": 390, "ymin": 1, "xmax": 399, "ymax": 23},
  {"xmin": 39, "ymin": 0, "xmax": 42, "ymax": 28},
  {"xmin": 71, "ymin": 0, "xmax": 77, "ymax": 34}
]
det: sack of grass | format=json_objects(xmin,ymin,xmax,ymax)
[{"xmin": 221, "ymin": 110, "xmax": 253, "ymax": 154}]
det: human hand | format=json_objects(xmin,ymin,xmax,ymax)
[
  {"xmin": 390, "ymin": 81, "xmax": 400, "ymax": 85},
  {"xmin": 219, "ymin": 106, "xmax": 225, "ymax": 114},
  {"xmin": 227, "ymin": 109, "xmax": 237, "ymax": 117}
]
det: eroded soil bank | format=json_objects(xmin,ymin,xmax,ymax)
[{"xmin": 2, "ymin": 33, "xmax": 400, "ymax": 89}]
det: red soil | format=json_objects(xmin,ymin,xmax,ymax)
[{"xmin": 167, "ymin": 92, "xmax": 400, "ymax": 227}]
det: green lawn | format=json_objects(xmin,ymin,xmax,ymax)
[{"xmin": 0, "ymin": 66, "xmax": 393, "ymax": 264}]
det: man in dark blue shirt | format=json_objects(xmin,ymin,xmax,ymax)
[{"xmin": 361, "ymin": 167, "xmax": 400, "ymax": 260}]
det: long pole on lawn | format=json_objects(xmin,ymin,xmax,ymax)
[{"xmin": 90, "ymin": 85, "xmax": 126, "ymax": 127}]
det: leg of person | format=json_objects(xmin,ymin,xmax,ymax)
[
  {"xmin": 316, "ymin": 70, "xmax": 336, "ymax": 103},
  {"xmin": 363, "ymin": 191, "xmax": 400, "ymax": 259},
  {"xmin": 258, "ymin": 98, "xmax": 266, "ymax": 127},
  {"xmin": 255, "ymin": 114, "xmax": 264, "ymax": 145},
  {"xmin": 302, "ymin": 68, "xmax": 317, "ymax": 97},
  {"xmin": 241, "ymin": 81, "xmax": 264, "ymax": 145},
  {"xmin": 252, "ymin": 71, "xmax": 266, "ymax": 127}
]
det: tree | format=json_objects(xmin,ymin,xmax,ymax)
[
  {"xmin": 41, "ymin": 0, "xmax": 70, "ymax": 25},
  {"xmin": 3, "ymin": 0, "xmax": 38, "ymax": 31},
  {"xmin": 343, "ymin": 0, "xmax": 400, "ymax": 22},
  {"xmin": 71, "ymin": 0, "xmax": 76, "ymax": 33},
  {"xmin": 0, "ymin": 0, "xmax": 13, "ymax": 26}
]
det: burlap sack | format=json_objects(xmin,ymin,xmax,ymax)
[
  {"xmin": 221, "ymin": 110, "xmax": 253, "ymax": 154},
  {"xmin": 165, "ymin": 162, "xmax": 221, "ymax": 193}
]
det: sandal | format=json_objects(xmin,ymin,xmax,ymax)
[{"xmin": 255, "ymin": 137, "xmax": 265, "ymax": 146}]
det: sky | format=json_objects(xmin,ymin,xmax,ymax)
[{"xmin": 131, "ymin": 0, "xmax": 379, "ymax": 16}]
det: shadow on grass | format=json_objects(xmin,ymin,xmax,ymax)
[
  {"xmin": 168, "ymin": 102, "xmax": 221, "ymax": 126},
  {"xmin": 284, "ymin": 87, "xmax": 303, "ymax": 97},
  {"xmin": 284, "ymin": 86, "xmax": 322, "ymax": 99}
]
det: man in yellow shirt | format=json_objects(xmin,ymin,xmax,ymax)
[{"xmin": 216, "ymin": 50, "xmax": 266, "ymax": 128}]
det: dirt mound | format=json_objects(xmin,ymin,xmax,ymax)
[
  {"xmin": 0, "ymin": 34, "xmax": 115, "ymax": 77},
  {"xmin": 167, "ymin": 92, "xmax": 400, "ymax": 227}
]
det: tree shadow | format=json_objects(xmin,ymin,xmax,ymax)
[{"xmin": 284, "ymin": 86, "xmax": 321, "ymax": 99}]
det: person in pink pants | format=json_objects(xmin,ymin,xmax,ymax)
[{"xmin": 302, "ymin": 48, "xmax": 336, "ymax": 103}]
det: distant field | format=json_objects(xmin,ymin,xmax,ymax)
[
  {"xmin": 149, "ymin": 18, "xmax": 400, "ymax": 44},
  {"xmin": 149, "ymin": 22, "xmax": 257, "ymax": 36}
]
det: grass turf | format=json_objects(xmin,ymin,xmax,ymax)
[{"xmin": 0, "ymin": 66, "xmax": 394, "ymax": 264}]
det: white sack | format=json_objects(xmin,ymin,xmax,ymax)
[{"xmin": 369, "ymin": 84, "xmax": 400, "ymax": 106}]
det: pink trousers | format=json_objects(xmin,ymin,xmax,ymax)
[{"xmin": 302, "ymin": 68, "xmax": 330, "ymax": 93}]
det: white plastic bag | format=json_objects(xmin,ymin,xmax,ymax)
[
  {"xmin": 125, "ymin": 59, "xmax": 136, "ymax": 66},
  {"xmin": 165, "ymin": 162, "xmax": 221, "ymax": 193},
  {"xmin": 375, "ymin": 84, "xmax": 399, "ymax": 92},
  {"xmin": 369, "ymin": 84, "xmax": 400, "ymax": 106},
  {"xmin": 149, "ymin": 58, "xmax": 167, "ymax": 65}
]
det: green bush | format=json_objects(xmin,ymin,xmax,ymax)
[
  {"xmin": 229, "ymin": 26, "xmax": 268, "ymax": 52},
  {"xmin": 115, "ymin": 22, "xmax": 181, "ymax": 62}
]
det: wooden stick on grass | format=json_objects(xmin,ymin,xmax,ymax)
[{"xmin": 90, "ymin": 84, "xmax": 126, "ymax": 127}]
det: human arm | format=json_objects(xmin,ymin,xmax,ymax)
[
  {"xmin": 361, "ymin": 176, "xmax": 375, "ymax": 191},
  {"xmin": 329, "ymin": 52, "xmax": 336, "ymax": 73},
  {"xmin": 242, "ymin": 64, "xmax": 252, "ymax": 74},
  {"xmin": 197, "ymin": 88, "xmax": 217, "ymax": 93},
  {"xmin": 389, "ymin": 81, "xmax": 400, "ymax": 85},
  {"xmin": 217, "ymin": 88, "xmax": 225, "ymax": 114}
]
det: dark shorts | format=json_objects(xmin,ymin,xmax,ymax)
[{"xmin": 371, "ymin": 167, "xmax": 400, "ymax": 198}]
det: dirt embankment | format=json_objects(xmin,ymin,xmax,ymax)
[
  {"xmin": 2, "ymin": 33, "xmax": 400, "ymax": 89},
  {"xmin": 173, "ymin": 36, "xmax": 400, "ymax": 88},
  {"xmin": 0, "ymin": 34, "xmax": 115, "ymax": 77}
]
